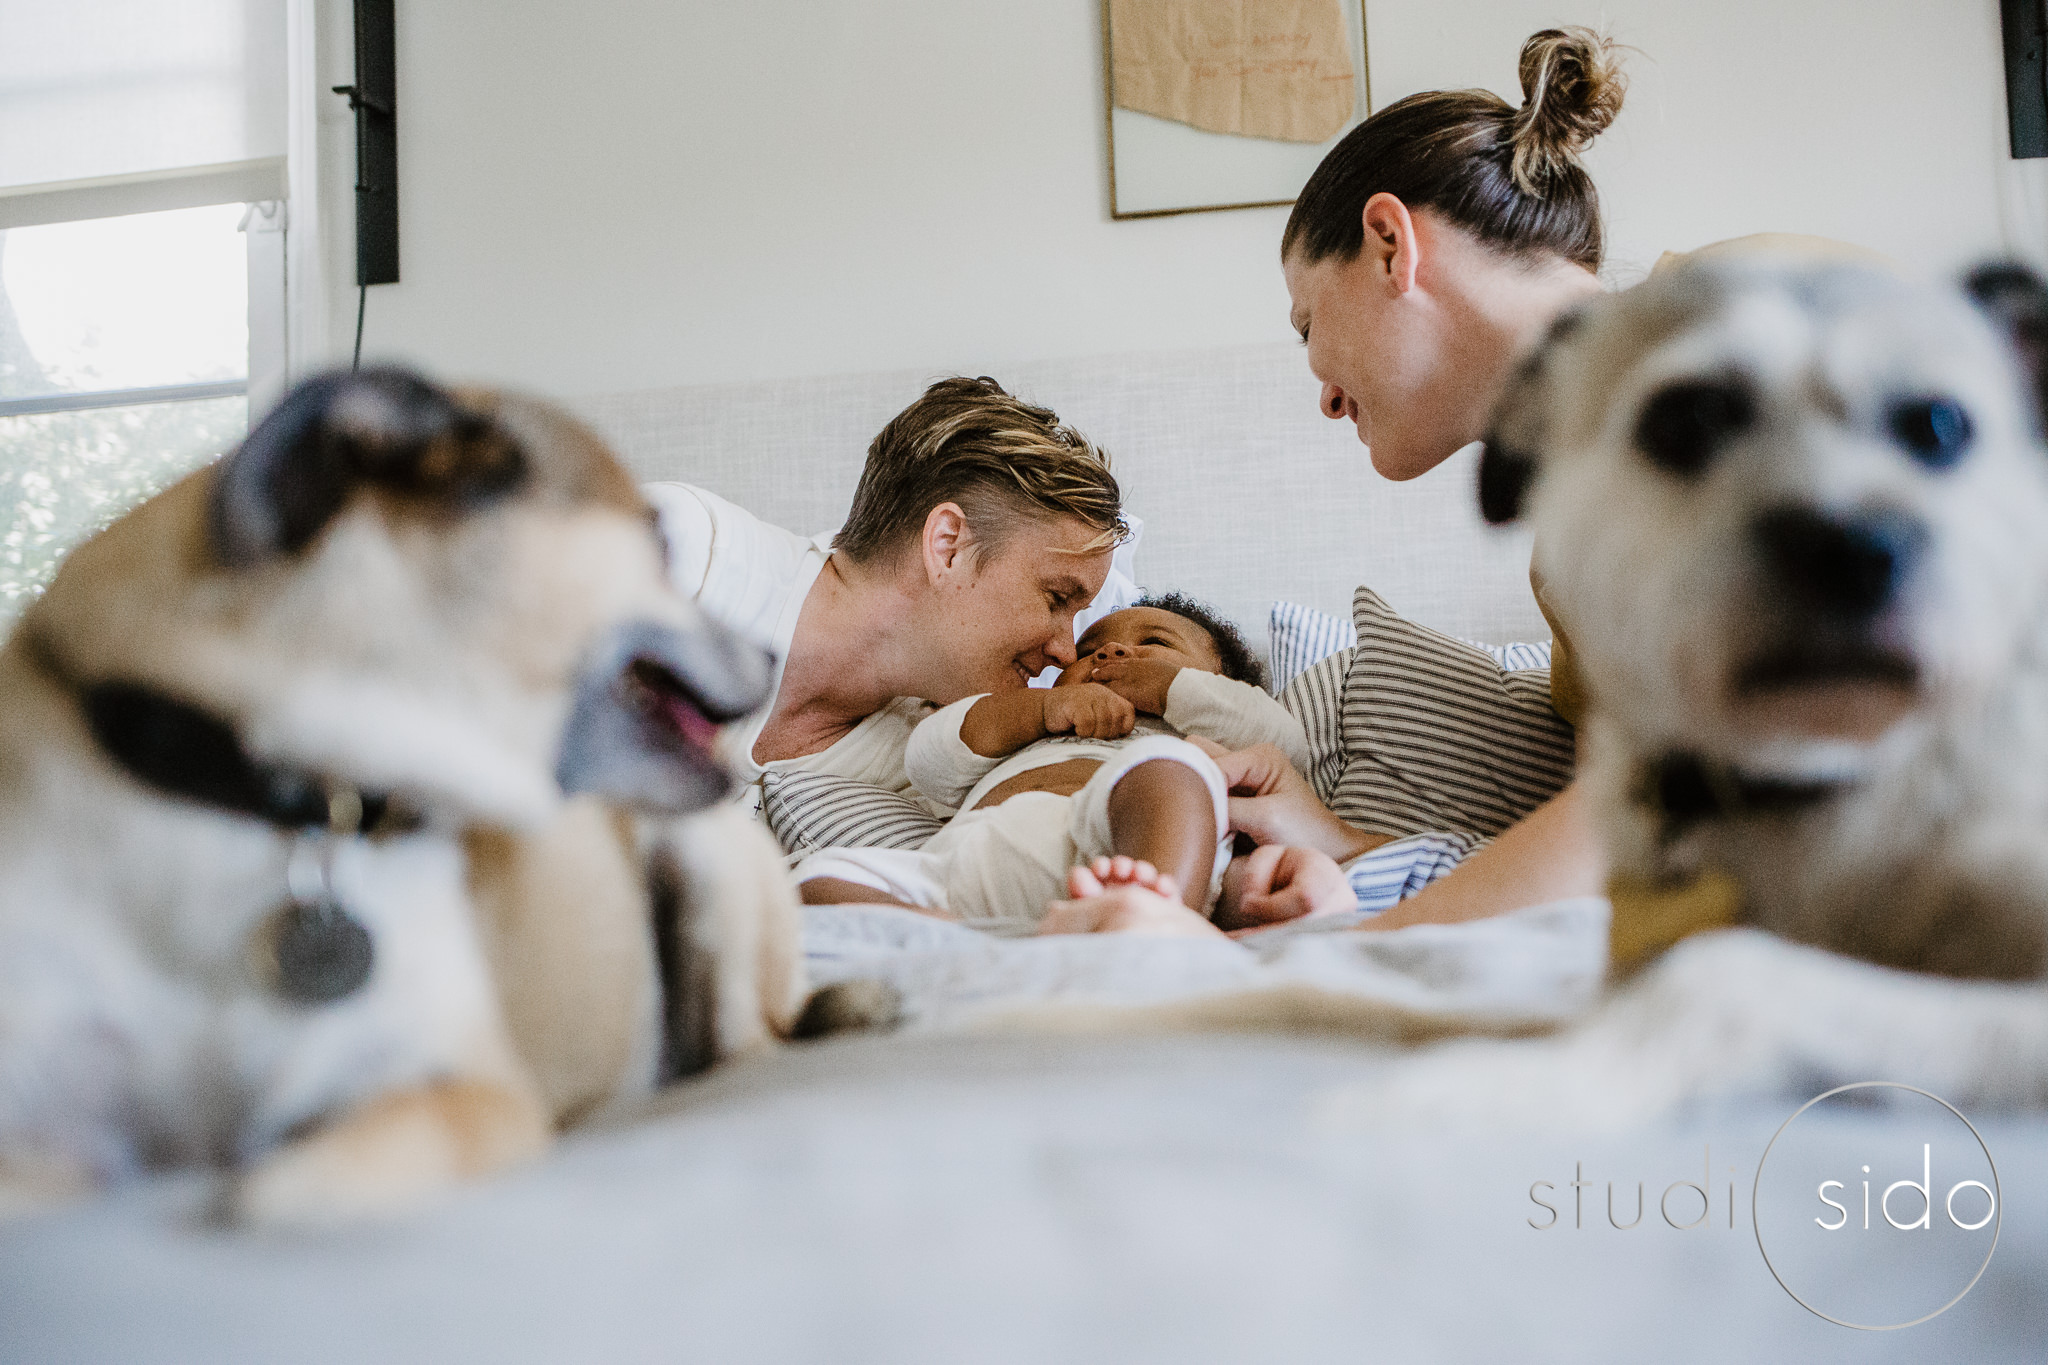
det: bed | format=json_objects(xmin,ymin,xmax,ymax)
[{"xmin": 2, "ymin": 343, "xmax": 2040, "ymax": 1362}]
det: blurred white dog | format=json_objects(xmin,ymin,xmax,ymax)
[
  {"xmin": 1487, "ymin": 256, "xmax": 2048, "ymax": 980},
  {"xmin": 988, "ymin": 260, "xmax": 2048, "ymax": 1130},
  {"xmin": 1372, "ymin": 256, "xmax": 2048, "ymax": 1126}
]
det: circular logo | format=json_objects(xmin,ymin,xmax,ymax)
[{"xmin": 1753, "ymin": 1082, "xmax": 2001, "ymax": 1330}]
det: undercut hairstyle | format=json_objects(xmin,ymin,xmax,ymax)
[
  {"xmin": 834, "ymin": 376, "xmax": 1128, "ymax": 567},
  {"xmin": 1137, "ymin": 592, "xmax": 1267, "ymax": 692},
  {"xmin": 1282, "ymin": 27, "xmax": 1627, "ymax": 274}
]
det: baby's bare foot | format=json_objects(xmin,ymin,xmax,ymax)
[
  {"xmin": 1071, "ymin": 855, "xmax": 1182, "ymax": 903},
  {"xmin": 1043, "ymin": 858, "xmax": 1220, "ymax": 938}
]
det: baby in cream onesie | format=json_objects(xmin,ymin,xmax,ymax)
[{"xmin": 795, "ymin": 594, "xmax": 1345, "ymax": 934}]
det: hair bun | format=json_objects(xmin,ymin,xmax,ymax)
[{"xmin": 1510, "ymin": 27, "xmax": 1627, "ymax": 195}]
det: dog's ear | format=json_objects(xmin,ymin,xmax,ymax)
[
  {"xmin": 1964, "ymin": 262, "xmax": 2048, "ymax": 426},
  {"xmin": 1476, "ymin": 438, "xmax": 1537, "ymax": 525},
  {"xmin": 555, "ymin": 619, "xmax": 774, "ymax": 816},
  {"xmin": 1476, "ymin": 308, "xmax": 1583, "ymax": 525},
  {"xmin": 209, "ymin": 367, "xmax": 528, "ymax": 566}
]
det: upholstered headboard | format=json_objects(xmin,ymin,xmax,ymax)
[{"xmin": 570, "ymin": 342, "xmax": 1548, "ymax": 647}]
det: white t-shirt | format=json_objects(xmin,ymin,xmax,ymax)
[{"xmin": 643, "ymin": 481, "xmax": 932, "ymax": 815}]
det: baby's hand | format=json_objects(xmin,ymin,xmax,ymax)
[
  {"xmin": 1041, "ymin": 682, "xmax": 1136, "ymax": 739},
  {"xmin": 1089, "ymin": 657, "xmax": 1179, "ymax": 715},
  {"xmin": 1215, "ymin": 844, "xmax": 1358, "ymax": 932}
]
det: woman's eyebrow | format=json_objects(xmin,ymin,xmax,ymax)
[{"xmin": 1045, "ymin": 574, "xmax": 1089, "ymax": 602}]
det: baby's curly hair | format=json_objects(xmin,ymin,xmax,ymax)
[{"xmin": 1136, "ymin": 592, "xmax": 1267, "ymax": 692}]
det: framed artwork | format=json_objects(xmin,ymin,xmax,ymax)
[{"xmin": 1104, "ymin": 0, "xmax": 1373, "ymax": 219}]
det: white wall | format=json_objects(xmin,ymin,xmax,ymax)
[
  {"xmin": 1391, "ymin": 0, "xmax": 2026, "ymax": 284},
  {"xmin": 313, "ymin": 0, "xmax": 2037, "ymax": 398}
]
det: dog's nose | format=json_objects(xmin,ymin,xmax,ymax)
[{"xmin": 1753, "ymin": 506, "xmax": 1927, "ymax": 618}]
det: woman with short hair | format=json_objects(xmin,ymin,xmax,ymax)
[{"xmin": 646, "ymin": 375, "xmax": 1132, "ymax": 816}]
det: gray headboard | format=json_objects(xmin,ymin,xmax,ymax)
[{"xmin": 570, "ymin": 342, "xmax": 1547, "ymax": 646}]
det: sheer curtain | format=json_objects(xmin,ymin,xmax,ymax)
[
  {"xmin": 0, "ymin": 0, "xmax": 291, "ymax": 626},
  {"xmin": 0, "ymin": 0, "xmax": 286, "ymax": 229}
]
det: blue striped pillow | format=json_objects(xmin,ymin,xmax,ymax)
[{"xmin": 1267, "ymin": 600, "xmax": 1358, "ymax": 693}]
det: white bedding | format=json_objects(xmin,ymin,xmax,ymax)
[{"xmin": 803, "ymin": 897, "xmax": 1610, "ymax": 1036}]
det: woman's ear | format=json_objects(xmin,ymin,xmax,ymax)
[
  {"xmin": 1361, "ymin": 192, "xmax": 1421, "ymax": 295},
  {"xmin": 921, "ymin": 502, "xmax": 972, "ymax": 584}
]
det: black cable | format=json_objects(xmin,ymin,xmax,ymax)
[{"xmin": 352, "ymin": 283, "xmax": 366, "ymax": 372}]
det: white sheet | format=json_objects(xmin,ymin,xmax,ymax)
[{"xmin": 803, "ymin": 896, "xmax": 1612, "ymax": 1036}]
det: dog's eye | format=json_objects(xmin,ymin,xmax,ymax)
[
  {"xmin": 1635, "ymin": 380, "xmax": 1755, "ymax": 476},
  {"xmin": 1888, "ymin": 397, "xmax": 1972, "ymax": 470}
]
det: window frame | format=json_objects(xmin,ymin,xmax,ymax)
[{"xmin": 0, "ymin": 196, "xmax": 289, "ymax": 425}]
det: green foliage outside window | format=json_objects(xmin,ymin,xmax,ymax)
[{"xmin": 0, "ymin": 397, "xmax": 244, "ymax": 632}]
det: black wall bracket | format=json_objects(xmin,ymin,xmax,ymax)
[
  {"xmin": 334, "ymin": 0, "xmax": 399, "ymax": 284},
  {"xmin": 2003, "ymin": 0, "xmax": 2048, "ymax": 160}
]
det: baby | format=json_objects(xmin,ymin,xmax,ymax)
[{"xmin": 795, "ymin": 593, "xmax": 1356, "ymax": 933}]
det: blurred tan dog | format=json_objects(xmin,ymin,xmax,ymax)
[{"xmin": 0, "ymin": 369, "xmax": 807, "ymax": 1223}]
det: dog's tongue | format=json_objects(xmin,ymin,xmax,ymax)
[
  {"xmin": 655, "ymin": 690, "xmax": 721, "ymax": 753},
  {"xmin": 626, "ymin": 660, "xmax": 724, "ymax": 754}
]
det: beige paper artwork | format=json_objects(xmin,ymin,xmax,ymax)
[{"xmin": 1111, "ymin": 0, "xmax": 1355, "ymax": 144}]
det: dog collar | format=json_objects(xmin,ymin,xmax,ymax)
[
  {"xmin": 1605, "ymin": 750, "xmax": 1844, "ymax": 976},
  {"xmin": 1636, "ymin": 750, "xmax": 1843, "ymax": 836},
  {"xmin": 81, "ymin": 681, "xmax": 401, "ymax": 833},
  {"xmin": 23, "ymin": 627, "xmax": 395, "ymax": 1004},
  {"xmin": 22, "ymin": 626, "xmax": 407, "ymax": 835},
  {"xmin": 1606, "ymin": 869, "xmax": 1744, "ymax": 975}
]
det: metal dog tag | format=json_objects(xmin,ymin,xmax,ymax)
[
  {"xmin": 267, "ymin": 812, "xmax": 376, "ymax": 1005},
  {"xmin": 271, "ymin": 896, "xmax": 374, "ymax": 1004}
]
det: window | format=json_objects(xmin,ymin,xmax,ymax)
[
  {"xmin": 0, "ymin": 0, "xmax": 289, "ymax": 630},
  {"xmin": 0, "ymin": 203, "xmax": 285, "ymax": 625}
]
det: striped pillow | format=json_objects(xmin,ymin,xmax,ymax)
[
  {"xmin": 761, "ymin": 770, "xmax": 944, "ymax": 859},
  {"xmin": 1271, "ymin": 599, "xmax": 1553, "ymax": 694},
  {"xmin": 1344, "ymin": 829, "xmax": 1486, "ymax": 912},
  {"xmin": 1326, "ymin": 586, "xmax": 1575, "ymax": 840},
  {"xmin": 1268, "ymin": 600, "xmax": 1358, "ymax": 693},
  {"xmin": 1280, "ymin": 645, "xmax": 1352, "ymax": 804}
]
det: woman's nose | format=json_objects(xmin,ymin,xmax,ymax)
[{"xmin": 1320, "ymin": 383, "xmax": 1348, "ymax": 420}]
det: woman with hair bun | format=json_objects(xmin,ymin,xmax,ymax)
[
  {"xmin": 1281, "ymin": 28, "xmax": 1625, "ymax": 484},
  {"xmin": 1241, "ymin": 29, "xmax": 1630, "ymax": 929},
  {"xmin": 1057, "ymin": 31, "xmax": 1635, "ymax": 935}
]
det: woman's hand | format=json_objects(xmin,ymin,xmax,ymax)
[
  {"xmin": 1215, "ymin": 844, "xmax": 1359, "ymax": 930},
  {"xmin": 1194, "ymin": 739, "xmax": 1388, "ymax": 863}
]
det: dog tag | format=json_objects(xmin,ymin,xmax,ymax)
[{"xmin": 270, "ymin": 897, "xmax": 374, "ymax": 1005}]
